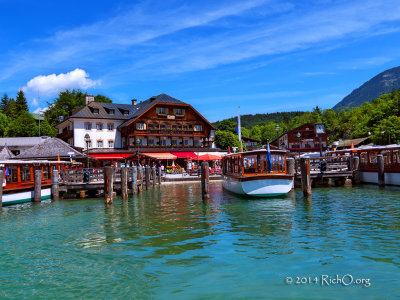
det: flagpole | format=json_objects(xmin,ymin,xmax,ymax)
[{"xmin": 238, "ymin": 106, "xmax": 243, "ymax": 152}]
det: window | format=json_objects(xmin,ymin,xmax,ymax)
[
  {"xmin": 123, "ymin": 110, "xmax": 129, "ymax": 116},
  {"xmin": 156, "ymin": 107, "xmax": 168, "ymax": 115},
  {"xmin": 107, "ymin": 123, "xmax": 114, "ymax": 131},
  {"xmin": 21, "ymin": 166, "xmax": 31, "ymax": 182},
  {"xmin": 6, "ymin": 166, "xmax": 18, "ymax": 182},
  {"xmin": 96, "ymin": 123, "xmax": 103, "ymax": 130},
  {"xmin": 243, "ymin": 155, "xmax": 257, "ymax": 173},
  {"xmin": 109, "ymin": 109, "xmax": 115, "ymax": 115},
  {"xmin": 136, "ymin": 123, "xmax": 146, "ymax": 130},
  {"xmin": 184, "ymin": 139, "xmax": 189, "ymax": 146},
  {"xmin": 172, "ymin": 139, "xmax": 178, "ymax": 146},
  {"xmin": 86, "ymin": 140, "xmax": 92, "ymax": 148},
  {"xmin": 84, "ymin": 123, "xmax": 92, "ymax": 130},
  {"xmin": 97, "ymin": 140, "xmax": 103, "ymax": 148},
  {"xmin": 360, "ymin": 152, "xmax": 368, "ymax": 164},
  {"xmin": 108, "ymin": 140, "xmax": 114, "ymax": 148},
  {"xmin": 194, "ymin": 125, "xmax": 202, "ymax": 131},
  {"xmin": 43, "ymin": 166, "xmax": 50, "ymax": 180},
  {"xmin": 93, "ymin": 108, "xmax": 99, "ymax": 114},
  {"xmin": 174, "ymin": 108, "xmax": 185, "ymax": 116}
]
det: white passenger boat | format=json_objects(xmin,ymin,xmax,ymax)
[{"xmin": 222, "ymin": 149, "xmax": 294, "ymax": 197}]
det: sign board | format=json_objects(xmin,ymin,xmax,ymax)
[
  {"xmin": 167, "ymin": 115, "xmax": 175, "ymax": 119},
  {"xmin": 315, "ymin": 124, "xmax": 325, "ymax": 134}
]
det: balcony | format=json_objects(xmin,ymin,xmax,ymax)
[{"xmin": 57, "ymin": 129, "xmax": 73, "ymax": 141}]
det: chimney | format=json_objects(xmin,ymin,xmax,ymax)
[
  {"xmin": 85, "ymin": 94, "xmax": 95, "ymax": 105},
  {"xmin": 132, "ymin": 99, "xmax": 137, "ymax": 105}
]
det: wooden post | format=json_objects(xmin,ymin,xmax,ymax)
[
  {"xmin": 377, "ymin": 154, "xmax": 385, "ymax": 187},
  {"xmin": 121, "ymin": 167, "xmax": 128, "ymax": 200},
  {"xmin": 0, "ymin": 170, "xmax": 3, "ymax": 210},
  {"xmin": 157, "ymin": 166, "xmax": 162, "ymax": 185},
  {"xmin": 138, "ymin": 166, "xmax": 143, "ymax": 192},
  {"xmin": 132, "ymin": 166, "xmax": 138, "ymax": 195},
  {"xmin": 34, "ymin": 167, "xmax": 42, "ymax": 202},
  {"xmin": 104, "ymin": 166, "xmax": 114, "ymax": 205},
  {"xmin": 352, "ymin": 156, "xmax": 360, "ymax": 185},
  {"xmin": 286, "ymin": 157, "xmax": 295, "ymax": 191},
  {"xmin": 201, "ymin": 162, "xmax": 210, "ymax": 200},
  {"xmin": 51, "ymin": 169, "xmax": 59, "ymax": 200},
  {"xmin": 152, "ymin": 167, "xmax": 156, "ymax": 187},
  {"xmin": 300, "ymin": 158, "xmax": 311, "ymax": 196},
  {"xmin": 145, "ymin": 166, "xmax": 150, "ymax": 190}
]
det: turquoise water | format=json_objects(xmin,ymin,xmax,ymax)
[{"xmin": 0, "ymin": 183, "xmax": 399, "ymax": 299}]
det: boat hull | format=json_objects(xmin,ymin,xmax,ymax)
[
  {"xmin": 360, "ymin": 171, "xmax": 400, "ymax": 186},
  {"xmin": 223, "ymin": 175, "xmax": 293, "ymax": 197},
  {"xmin": 2, "ymin": 188, "xmax": 51, "ymax": 206}
]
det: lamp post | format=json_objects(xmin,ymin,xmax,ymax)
[
  {"xmin": 296, "ymin": 132, "xmax": 301, "ymax": 157},
  {"xmin": 84, "ymin": 133, "xmax": 90, "ymax": 168},
  {"xmin": 136, "ymin": 138, "xmax": 141, "ymax": 165}
]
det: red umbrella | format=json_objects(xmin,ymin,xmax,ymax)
[{"xmin": 197, "ymin": 154, "xmax": 222, "ymax": 161}]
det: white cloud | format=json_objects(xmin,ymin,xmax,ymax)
[
  {"xmin": 23, "ymin": 69, "xmax": 100, "ymax": 97},
  {"xmin": 33, "ymin": 106, "xmax": 49, "ymax": 114}
]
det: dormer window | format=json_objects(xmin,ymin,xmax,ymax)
[
  {"xmin": 109, "ymin": 109, "xmax": 115, "ymax": 115},
  {"xmin": 93, "ymin": 108, "xmax": 99, "ymax": 114},
  {"xmin": 123, "ymin": 110, "xmax": 129, "ymax": 116}
]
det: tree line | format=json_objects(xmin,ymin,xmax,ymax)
[
  {"xmin": 214, "ymin": 88, "xmax": 400, "ymax": 149},
  {"xmin": 0, "ymin": 89, "xmax": 112, "ymax": 138}
]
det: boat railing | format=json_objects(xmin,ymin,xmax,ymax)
[{"xmin": 294, "ymin": 156, "xmax": 351, "ymax": 174}]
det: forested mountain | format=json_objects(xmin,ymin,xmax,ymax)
[
  {"xmin": 213, "ymin": 111, "xmax": 305, "ymax": 129},
  {"xmin": 334, "ymin": 66, "xmax": 400, "ymax": 110}
]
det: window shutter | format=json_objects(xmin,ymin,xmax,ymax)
[
  {"xmin": 144, "ymin": 123, "xmax": 147, "ymax": 130},
  {"xmin": 156, "ymin": 107, "xmax": 160, "ymax": 114},
  {"xmin": 182, "ymin": 109, "xmax": 185, "ymax": 115}
]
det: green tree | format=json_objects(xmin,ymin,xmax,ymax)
[
  {"xmin": 0, "ymin": 94, "xmax": 9, "ymax": 113},
  {"xmin": 371, "ymin": 116, "xmax": 400, "ymax": 145},
  {"xmin": 215, "ymin": 119, "xmax": 236, "ymax": 133},
  {"xmin": 0, "ymin": 113, "xmax": 8, "ymax": 137},
  {"xmin": 15, "ymin": 90, "xmax": 29, "ymax": 113},
  {"xmin": 3, "ymin": 98, "xmax": 18, "ymax": 119},
  {"xmin": 215, "ymin": 130, "xmax": 242, "ymax": 149},
  {"xmin": 94, "ymin": 94, "xmax": 112, "ymax": 103},
  {"xmin": 39, "ymin": 119, "xmax": 57, "ymax": 136},
  {"xmin": 7, "ymin": 111, "xmax": 38, "ymax": 137}
]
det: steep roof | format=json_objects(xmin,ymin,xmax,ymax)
[
  {"xmin": 0, "ymin": 145, "xmax": 15, "ymax": 160},
  {"xmin": 69, "ymin": 102, "xmax": 137, "ymax": 120},
  {"xmin": 15, "ymin": 137, "xmax": 84, "ymax": 159}
]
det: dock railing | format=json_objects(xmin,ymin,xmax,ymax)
[{"xmin": 294, "ymin": 156, "xmax": 352, "ymax": 175}]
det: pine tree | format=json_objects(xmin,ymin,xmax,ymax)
[
  {"xmin": 0, "ymin": 93, "xmax": 9, "ymax": 113},
  {"xmin": 3, "ymin": 98, "xmax": 18, "ymax": 119},
  {"xmin": 15, "ymin": 90, "xmax": 29, "ymax": 113}
]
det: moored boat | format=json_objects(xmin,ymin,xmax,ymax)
[
  {"xmin": 222, "ymin": 149, "xmax": 293, "ymax": 197},
  {"xmin": 0, "ymin": 160, "xmax": 69, "ymax": 206}
]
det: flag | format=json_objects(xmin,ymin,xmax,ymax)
[
  {"xmin": 57, "ymin": 155, "xmax": 60, "ymax": 161},
  {"xmin": 267, "ymin": 141, "xmax": 272, "ymax": 173},
  {"xmin": 5, "ymin": 167, "xmax": 9, "ymax": 176},
  {"xmin": 227, "ymin": 146, "xmax": 231, "ymax": 154}
]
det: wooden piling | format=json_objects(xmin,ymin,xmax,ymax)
[
  {"xmin": 51, "ymin": 169, "xmax": 59, "ymax": 200},
  {"xmin": 152, "ymin": 167, "xmax": 156, "ymax": 187},
  {"xmin": 201, "ymin": 162, "xmax": 210, "ymax": 200},
  {"xmin": 300, "ymin": 158, "xmax": 311, "ymax": 196},
  {"xmin": 34, "ymin": 167, "xmax": 42, "ymax": 202},
  {"xmin": 138, "ymin": 166, "xmax": 143, "ymax": 192},
  {"xmin": 121, "ymin": 167, "xmax": 128, "ymax": 200},
  {"xmin": 286, "ymin": 157, "xmax": 295, "ymax": 191},
  {"xmin": 157, "ymin": 166, "xmax": 162, "ymax": 185},
  {"xmin": 352, "ymin": 156, "xmax": 360, "ymax": 185},
  {"xmin": 0, "ymin": 170, "xmax": 3, "ymax": 210},
  {"xmin": 104, "ymin": 166, "xmax": 114, "ymax": 205},
  {"xmin": 377, "ymin": 154, "xmax": 385, "ymax": 187},
  {"xmin": 132, "ymin": 166, "xmax": 138, "ymax": 195},
  {"xmin": 145, "ymin": 166, "xmax": 150, "ymax": 190}
]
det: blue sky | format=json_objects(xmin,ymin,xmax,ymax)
[{"xmin": 1, "ymin": 0, "xmax": 400, "ymax": 122}]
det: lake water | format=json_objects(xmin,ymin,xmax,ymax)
[{"xmin": 0, "ymin": 183, "xmax": 399, "ymax": 299}]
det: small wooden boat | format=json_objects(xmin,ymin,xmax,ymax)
[
  {"xmin": 222, "ymin": 149, "xmax": 293, "ymax": 197},
  {"xmin": 0, "ymin": 160, "xmax": 69, "ymax": 206}
]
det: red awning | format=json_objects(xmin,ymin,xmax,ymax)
[
  {"xmin": 197, "ymin": 154, "xmax": 222, "ymax": 161},
  {"xmin": 89, "ymin": 153, "xmax": 132, "ymax": 160},
  {"xmin": 171, "ymin": 152, "xmax": 198, "ymax": 159}
]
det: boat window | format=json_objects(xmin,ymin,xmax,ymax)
[
  {"xmin": 43, "ymin": 166, "xmax": 50, "ymax": 180},
  {"xmin": 21, "ymin": 166, "xmax": 31, "ymax": 182},
  {"xmin": 272, "ymin": 154, "xmax": 285, "ymax": 172},
  {"xmin": 369, "ymin": 152, "xmax": 377, "ymax": 164},
  {"xmin": 393, "ymin": 150, "xmax": 400, "ymax": 164},
  {"xmin": 360, "ymin": 152, "xmax": 368, "ymax": 165},
  {"xmin": 382, "ymin": 151, "xmax": 391, "ymax": 165},
  {"xmin": 243, "ymin": 155, "xmax": 256, "ymax": 173},
  {"xmin": 6, "ymin": 166, "xmax": 18, "ymax": 183}
]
